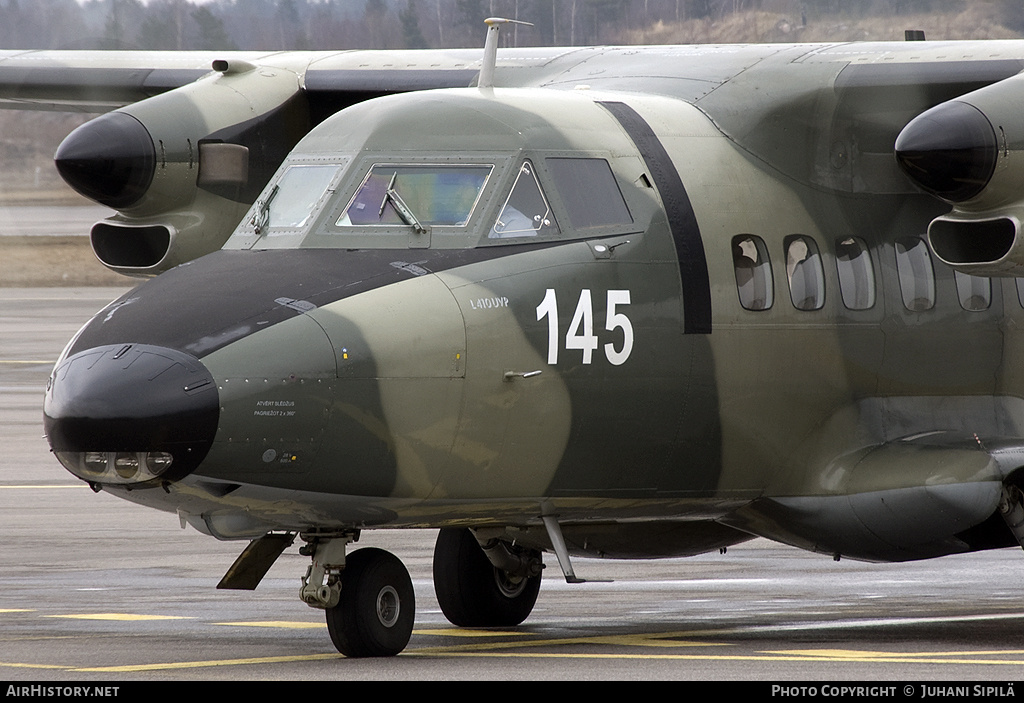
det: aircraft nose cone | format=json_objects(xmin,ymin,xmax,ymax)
[
  {"xmin": 894, "ymin": 100, "xmax": 998, "ymax": 203},
  {"xmin": 44, "ymin": 344, "xmax": 219, "ymax": 486},
  {"xmin": 54, "ymin": 111, "xmax": 156, "ymax": 209}
]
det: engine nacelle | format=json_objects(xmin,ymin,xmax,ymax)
[
  {"xmin": 55, "ymin": 58, "xmax": 309, "ymax": 276},
  {"xmin": 896, "ymin": 72, "xmax": 1024, "ymax": 275}
]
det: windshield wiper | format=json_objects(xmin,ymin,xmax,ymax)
[
  {"xmin": 251, "ymin": 184, "xmax": 279, "ymax": 235},
  {"xmin": 378, "ymin": 172, "xmax": 429, "ymax": 235}
]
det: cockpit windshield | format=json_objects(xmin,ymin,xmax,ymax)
[
  {"xmin": 338, "ymin": 164, "xmax": 493, "ymax": 228},
  {"xmin": 231, "ymin": 152, "xmax": 638, "ymax": 252}
]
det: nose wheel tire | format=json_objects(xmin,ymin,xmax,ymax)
[
  {"xmin": 325, "ymin": 548, "xmax": 415, "ymax": 657},
  {"xmin": 433, "ymin": 527, "xmax": 542, "ymax": 627}
]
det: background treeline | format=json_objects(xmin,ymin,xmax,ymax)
[{"xmin": 1, "ymin": 0, "xmax": 1022, "ymax": 52}]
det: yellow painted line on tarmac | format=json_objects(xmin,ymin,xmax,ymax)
[
  {"xmin": 0, "ymin": 609, "xmax": 35, "ymax": 614},
  {"xmin": 75, "ymin": 653, "xmax": 343, "ymax": 673},
  {"xmin": 412, "ymin": 629, "xmax": 732, "ymax": 650},
  {"xmin": 404, "ymin": 651, "xmax": 1024, "ymax": 666},
  {"xmin": 762, "ymin": 652, "xmax": 1024, "ymax": 665},
  {"xmin": 211, "ymin": 623, "xmax": 540, "ymax": 634},
  {"xmin": 64, "ymin": 630, "xmax": 726, "ymax": 673},
  {"xmin": 215, "ymin": 621, "xmax": 324, "ymax": 629},
  {"xmin": 406, "ymin": 631, "xmax": 1024, "ymax": 665},
  {"xmin": 46, "ymin": 613, "xmax": 192, "ymax": 622},
  {"xmin": 417, "ymin": 628, "xmax": 536, "ymax": 638},
  {"xmin": 207, "ymin": 623, "xmax": 546, "ymax": 635},
  {"xmin": 775, "ymin": 648, "xmax": 1024, "ymax": 660},
  {"xmin": 70, "ymin": 648, "xmax": 1024, "ymax": 674},
  {"xmin": 14, "ymin": 627, "xmax": 1024, "ymax": 673},
  {"xmin": 928, "ymin": 649, "xmax": 1024, "ymax": 656},
  {"xmin": 0, "ymin": 485, "xmax": 85, "ymax": 489},
  {"xmin": 0, "ymin": 661, "xmax": 69, "ymax": 671},
  {"xmin": 407, "ymin": 632, "xmax": 731, "ymax": 655}
]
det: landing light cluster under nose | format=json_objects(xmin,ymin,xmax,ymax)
[{"xmin": 56, "ymin": 450, "xmax": 175, "ymax": 486}]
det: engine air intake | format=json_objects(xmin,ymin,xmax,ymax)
[
  {"xmin": 929, "ymin": 217, "xmax": 1017, "ymax": 266},
  {"xmin": 91, "ymin": 222, "xmax": 171, "ymax": 271}
]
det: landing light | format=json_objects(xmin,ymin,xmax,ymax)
[{"xmin": 56, "ymin": 451, "xmax": 174, "ymax": 486}]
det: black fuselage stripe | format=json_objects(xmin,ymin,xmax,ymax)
[
  {"xmin": 599, "ymin": 100, "xmax": 712, "ymax": 335},
  {"xmin": 68, "ymin": 240, "xmax": 574, "ymax": 360}
]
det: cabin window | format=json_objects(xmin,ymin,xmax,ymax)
[
  {"xmin": 490, "ymin": 160, "xmax": 559, "ymax": 238},
  {"xmin": 895, "ymin": 237, "xmax": 935, "ymax": 311},
  {"xmin": 259, "ymin": 164, "xmax": 339, "ymax": 231},
  {"xmin": 834, "ymin": 237, "xmax": 875, "ymax": 310},
  {"xmin": 954, "ymin": 271, "xmax": 991, "ymax": 311},
  {"xmin": 546, "ymin": 157, "xmax": 632, "ymax": 229},
  {"xmin": 338, "ymin": 163, "xmax": 492, "ymax": 228},
  {"xmin": 732, "ymin": 235, "xmax": 773, "ymax": 311},
  {"xmin": 785, "ymin": 235, "xmax": 825, "ymax": 311}
]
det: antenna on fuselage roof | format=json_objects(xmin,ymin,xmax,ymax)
[{"xmin": 479, "ymin": 16, "xmax": 533, "ymax": 90}]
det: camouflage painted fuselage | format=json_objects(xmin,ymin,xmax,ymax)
[{"xmin": 43, "ymin": 41, "xmax": 1024, "ymax": 563}]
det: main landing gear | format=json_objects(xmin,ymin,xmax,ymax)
[{"xmin": 432, "ymin": 527, "xmax": 544, "ymax": 627}]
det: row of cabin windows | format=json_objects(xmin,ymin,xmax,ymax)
[{"xmin": 731, "ymin": 234, "xmax": 994, "ymax": 313}]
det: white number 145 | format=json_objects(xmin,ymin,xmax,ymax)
[{"xmin": 536, "ymin": 289, "xmax": 634, "ymax": 366}]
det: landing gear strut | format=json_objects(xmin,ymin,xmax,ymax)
[
  {"xmin": 432, "ymin": 527, "xmax": 543, "ymax": 627},
  {"xmin": 300, "ymin": 535, "xmax": 415, "ymax": 657}
]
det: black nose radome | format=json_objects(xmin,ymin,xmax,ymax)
[
  {"xmin": 44, "ymin": 344, "xmax": 218, "ymax": 486},
  {"xmin": 54, "ymin": 111, "xmax": 156, "ymax": 209},
  {"xmin": 895, "ymin": 100, "xmax": 998, "ymax": 203}
]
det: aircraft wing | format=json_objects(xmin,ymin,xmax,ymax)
[
  {"xmin": 11, "ymin": 41, "xmax": 1024, "ymax": 277},
  {"xmin": 0, "ymin": 50, "xmax": 262, "ymax": 111},
  {"xmin": 0, "ymin": 47, "xmax": 578, "ymax": 113}
]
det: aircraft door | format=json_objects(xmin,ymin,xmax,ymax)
[{"xmin": 437, "ymin": 261, "xmax": 576, "ymax": 500}]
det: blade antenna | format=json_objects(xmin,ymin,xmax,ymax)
[{"xmin": 479, "ymin": 17, "xmax": 533, "ymax": 90}]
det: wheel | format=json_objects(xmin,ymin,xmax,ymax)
[
  {"xmin": 325, "ymin": 548, "xmax": 415, "ymax": 657},
  {"xmin": 432, "ymin": 527, "xmax": 542, "ymax": 627}
]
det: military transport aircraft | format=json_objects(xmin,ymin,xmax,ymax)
[{"xmin": 9, "ymin": 19, "xmax": 1024, "ymax": 657}]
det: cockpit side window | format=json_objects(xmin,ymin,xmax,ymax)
[
  {"xmin": 490, "ymin": 160, "xmax": 559, "ymax": 238},
  {"xmin": 545, "ymin": 157, "xmax": 632, "ymax": 229},
  {"xmin": 252, "ymin": 164, "xmax": 341, "ymax": 234},
  {"xmin": 338, "ymin": 164, "xmax": 492, "ymax": 228}
]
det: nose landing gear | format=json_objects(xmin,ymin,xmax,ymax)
[
  {"xmin": 325, "ymin": 548, "xmax": 415, "ymax": 658},
  {"xmin": 300, "ymin": 535, "xmax": 415, "ymax": 658}
]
